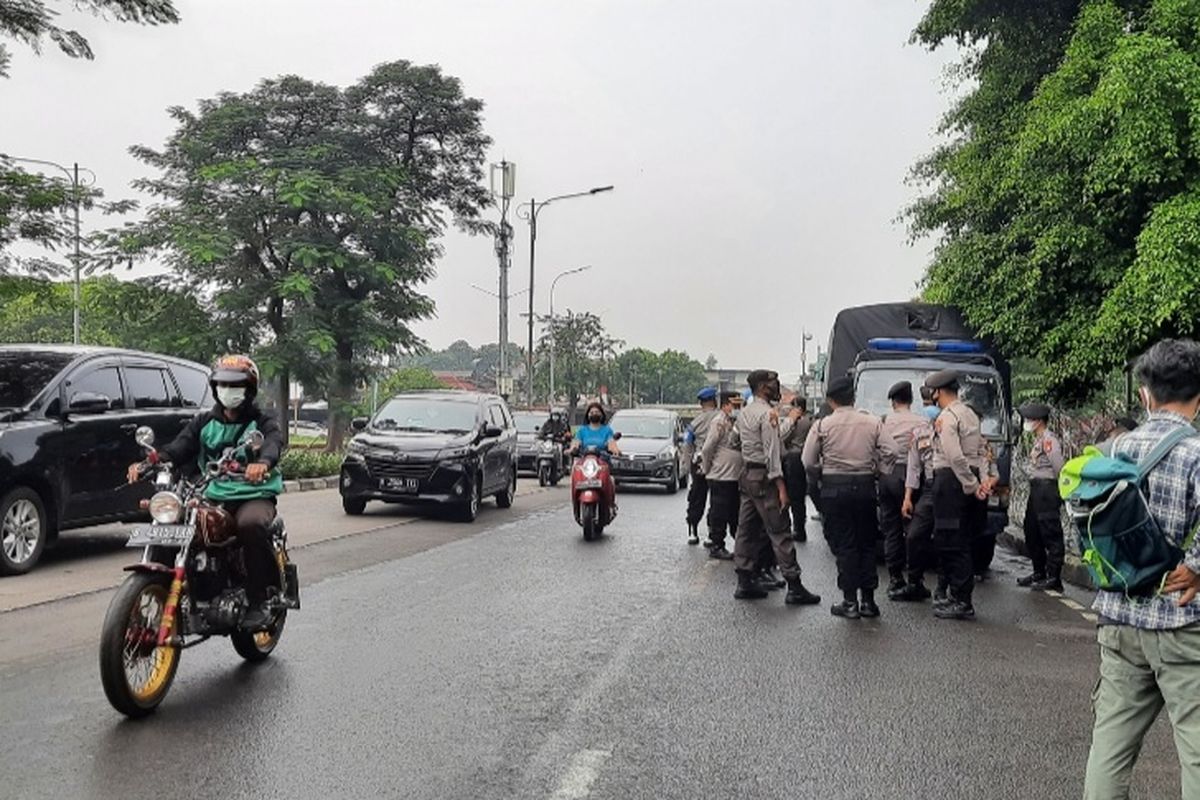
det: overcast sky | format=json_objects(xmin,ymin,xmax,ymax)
[{"xmin": 2, "ymin": 0, "xmax": 956, "ymax": 381}]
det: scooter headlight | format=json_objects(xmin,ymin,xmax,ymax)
[
  {"xmin": 149, "ymin": 491, "xmax": 183, "ymax": 524},
  {"xmin": 581, "ymin": 459, "xmax": 600, "ymax": 479}
]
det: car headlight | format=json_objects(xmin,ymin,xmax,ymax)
[
  {"xmin": 658, "ymin": 447, "xmax": 674, "ymax": 461},
  {"xmin": 149, "ymin": 491, "xmax": 183, "ymax": 524},
  {"xmin": 344, "ymin": 440, "xmax": 367, "ymax": 463},
  {"xmin": 440, "ymin": 446, "xmax": 471, "ymax": 460},
  {"xmin": 581, "ymin": 459, "xmax": 600, "ymax": 479}
]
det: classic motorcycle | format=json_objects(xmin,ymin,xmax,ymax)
[
  {"xmin": 99, "ymin": 426, "xmax": 300, "ymax": 718},
  {"xmin": 570, "ymin": 445, "xmax": 617, "ymax": 541}
]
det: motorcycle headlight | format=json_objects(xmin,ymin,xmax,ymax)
[
  {"xmin": 149, "ymin": 491, "xmax": 183, "ymax": 524},
  {"xmin": 581, "ymin": 459, "xmax": 600, "ymax": 479},
  {"xmin": 539, "ymin": 441, "xmax": 556, "ymax": 452}
]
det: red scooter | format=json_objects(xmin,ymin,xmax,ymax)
[{"xmin": 571, "ymin": 445, "xmax": 618, "ymax": 541}]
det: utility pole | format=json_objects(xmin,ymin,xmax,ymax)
[{"xmin": 490, "ymin": 161, "xmax": 517, "ymax": 398}]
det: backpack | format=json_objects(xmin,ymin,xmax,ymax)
[{"xmin": 1058, "ymin": 425, "xmax": 1197, "ymax": 595}]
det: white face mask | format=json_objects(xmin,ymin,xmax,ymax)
[
  {"xmin": 1023, "ymin": 420, "xmax": 1037, "ymax": 433},
  {"xmin": 217, "ymin": 386, "xmax": 246, "ymax": 409}
]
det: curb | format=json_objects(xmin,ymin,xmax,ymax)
[
  {"xmin": 999, "ymin": 524, "xmax": 1094, "ymax": 590},
  {"xmin": 282, "ymin": 475, "xmax": 340, "ymax": 494}
]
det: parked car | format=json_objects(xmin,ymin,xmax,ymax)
[
  {"xmin": 513, "ymin": 410, "xmax": 550, "ymax": 475},
  {"xmin": 607, "ymin": 408, "xmax": 689, "ymax": 493},
  {"xmin": 339, "ymin": 390, "xmax": 519, "ymax": 522},
  {"xmin": 0, "ymin": 345, "xmax": 212, "ymax": 575}
]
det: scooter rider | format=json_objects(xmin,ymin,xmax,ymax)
[
  {"xmin": 127, "ymin": 354, "xmax": 284, "ymax": 630},
  {"xmin": 571, "ymin": 401, "xmax": 621, "ymax": 456}
]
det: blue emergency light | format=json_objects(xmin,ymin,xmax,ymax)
[{"xmin": 867, "ymin": 337, "xmax": 986, "ymax": 354}]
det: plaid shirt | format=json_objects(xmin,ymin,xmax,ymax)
[{"xmin": 1092, "ymin": 411, "xmax": 1200, "ymax": 630}]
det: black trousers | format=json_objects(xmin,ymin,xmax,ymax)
[
  {"xmin": 686, "ymin": 463, "xmax": 709, "ymax": 528},
  {"xmin": 227, "ymin": 499, "xmax": 278, "ymax": 603},
  {"xmin": 782, "ymin": 452, "xmax": 808, "ymax": 533},
  {"xmin": 932, "ymin": 468, "xmax": 974, "ymax": 604},
  {"xmin": 905, "ymin": 484, "xmax": 937, "ymax": 586},
  {"xmin": 820, "ymin": 474, "xmax": 879, "ymax": 594},
  {"xmin": 707, "ymin": 479, "xmax": 739, "ymax": 548},
  {"xmin": 1024, "ymin": 478, "xmax": 1066, "ymax": 578},
  {"xmin": 879, "ymin": 465, "xmax": 908, "ymax": 581}
]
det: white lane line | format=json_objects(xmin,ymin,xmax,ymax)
[
  {"xmin": 550, "ymin": 749, "xmax": 612, "ymax": 800},
  {"xmin": 1060, "ymin": 598, "xmax": 1085, "ymax": 611},
  {"xmin": 1082, "ymin": 612, "xmax": 1099, "ymax": 623},
  {"xmin": 1044, "ymin": 590, "xmax": 1064, "ymax": 598}
]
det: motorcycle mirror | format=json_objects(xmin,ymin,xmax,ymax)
[
  {"xmin": 135, "ymin": 426, "xmax": 156, "ymax": 449},
  {"xmin": 613, "ymin": 432, "xmax": 623, "ymax": 440},
  {"xmin": 242, "ymin": 430, "xmax": 265, "ymax": 452}
]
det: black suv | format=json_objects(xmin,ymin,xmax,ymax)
[
  {"xmin": 339, "ymin": 390, "xmax": 519, "ymax": 522},
  {"xmin": 0, "ymin": 345, "xmax": 211, "ymax": 575}
]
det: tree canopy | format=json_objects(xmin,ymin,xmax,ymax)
[{"xmin": 910, "ymin": 0, "xmax": 1200, "ymax": 402}]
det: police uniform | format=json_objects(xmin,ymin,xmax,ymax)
[
  {"xmin": 1018, "ymin": 403, "xmax": 1066, "ymax": 589},
  {"xmin": 731, "ymin": 370, "xmax": 820, "ymax": 605},
  {"xmin": 877, "ymin": 381, "xmax": 926, "ymax": 594},
  {"xmin": 685, "ymin": 387, "xmax": 719, "ymax": 544},
  {"xmin": 801, "ymin": 376, "xmax": 884, "ymax": 618},
  {"xmin": 780, "ymin": 407, "xmax": 813, "ymax": 538},
  {"xmin": 926, "ymin": 369, "xmax": 985, "ymax": 619},
  {"xmin": 700, "ymin": 406, "xmax": 741, "ymax": 556},
  {"xmin": 898, "ymin": 413, "xmax": 940, "ymax": 600}
]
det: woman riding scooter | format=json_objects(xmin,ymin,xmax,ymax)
[{"xmin": 570, "ymin": 401, "xmax": 622, "ymax": 457}]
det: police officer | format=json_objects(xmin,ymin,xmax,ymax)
[
  {"xmin": 685, "ymin": 387, "xmax": 720, "ymax": 546},
  {"xmin": 894, "ymin": 386, "xmax": 940, "ymax": 602},
  {"xmin": 802, "ymin": 376, "xmax": 884, "ymax": 619},
  {"xmin": 925, "ymin": 369, "xmax": 989, "ymax": 621},
  {"xmin": 731, "ymin": 370, "xmax": 821, "ymax": 605},
  {"xmin": 1017, "ymin": 402, "xmax": 1066, "ymax": 592},
  {"xmin": 878, "ymin": 381, "xmax": 926, "ymax": 600},
  {"xmin": 780, "ymin": 397, "xmax": 813, "ymax": 541},
  {"xmin": 700, "ymin": 390, "xmax": 742, "ymax": 560}
]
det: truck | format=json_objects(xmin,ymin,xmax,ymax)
[{"xmin": 822, "ymin": 302, "xmax": 1014, "ymax": 566}]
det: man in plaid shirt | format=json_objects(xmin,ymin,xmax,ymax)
[{"xmin": 1084, "ymin": 339, "xmax": 1200, "ymax": 799}]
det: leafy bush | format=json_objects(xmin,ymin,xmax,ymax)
[{"xmin": 279, "ymin": 449, "xmax": 343, "ymax": 480}]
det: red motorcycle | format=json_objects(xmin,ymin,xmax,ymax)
[{"xmin": 571, "ymin": 446, "xmax": 617, "ymax": 541}]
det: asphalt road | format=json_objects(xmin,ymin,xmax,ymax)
[{"xmin": 0, "ymin": 482, "xmax": 1182, "ymax": 799}]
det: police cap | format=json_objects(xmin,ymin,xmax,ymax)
[
  {"xmin": 1018, "ymin": 402, "xmax": 1051, "ymax": 421},
  {"xmin": 924, "ymin": 369, "xmax": 960, "ymax": 391},
  {"xmin": 697, "ymin": 386, "xmax": 717, "ymax": 402},
  {"xmin": 887, "ymin": 380, "xmax": 914, "ymax": 402},
  {"xmin": 746, "ymin": 370, "xmax": 777, "ymax": 391},
  {"xmin": 827, "ymin": 376, "xmax": 855, "ymax": 400}
]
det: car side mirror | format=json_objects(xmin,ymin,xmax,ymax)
[
  {"xmin": 483, "ymin": 425, "xmax": 504, "ymax": 438},
  {"xmin": 351, "ymin": 417, "xmax": 369, "ymax": 432},
  {"xmin": 68, "ymin": 392, "xmax": 112, "ymax": 414}
]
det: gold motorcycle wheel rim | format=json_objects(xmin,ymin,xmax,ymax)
[{"xmin": 122, "ymin": 584, "xmax": 178, "ymax": 703}]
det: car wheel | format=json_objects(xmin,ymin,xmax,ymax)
[
  {"xmin": 342, "ymin": 496, "xmax": 366, "ymax": 516},
  {"xmin": 496, "ymin": 467, "xmax": 516, "ymax": 509},
  {"xmin": 458, "ymin": 479, "xmax": 481, "ymax": 523},
  {"xmin": 665, "ymin": 467, "xmax": 679, "ymax": 495},
  {"xmin": 0, "ymin": 487, "xmax": 48, "ymax": 576}
]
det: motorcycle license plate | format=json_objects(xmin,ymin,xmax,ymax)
[
  {"xmin": 575, "ymin": 479, "xmax": 602, "ymax": 489},
  {"xmin": 126, "ymin": 524, "xmax": 195, "ymax": 548},
  {"xmin": 380, "ymin": 477, "xmax": 419, "ymax": 493}
]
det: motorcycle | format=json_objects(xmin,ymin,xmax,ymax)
[
  {"xmin": 99, "ymin": 426, "xmax": 300, "ymax": 718},
  {"xmin": 570, "ymin": 444, "xmax": 618, "ymax": 541},
  {"xmin": 536, "ymin": 434, "xmax": 568, "ymax": 487}
]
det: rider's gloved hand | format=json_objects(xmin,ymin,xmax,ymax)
[
  {"xmin": 245, "ymin": 462, "xmax": 270, "ymax": 484},
  {"xmin": 126, "ymin": 463, "xmax": 142, "ymax": 485}
]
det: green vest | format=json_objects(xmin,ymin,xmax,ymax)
[{"xmin": 198, "ymin": 418, "xmax": 284, "ymax": 503}]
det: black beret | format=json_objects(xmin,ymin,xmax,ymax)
[
  {"xmin": 887, "ymin": 381, "xmax": 913, "ymax": 400},
  {"xmin": 1018, "ymin": 402, "xmax": 1051, "ymax": 421},
  {"xmin": 747, "ymin": 369, "xmax": 777, "ymax": 390},
  {"xmin": 827, "ymin": 376, "xmax": 854, "ymax": 397},
  {"xmin": 924, "ymin": 369, "xmax": 960, "ymax": 390}
]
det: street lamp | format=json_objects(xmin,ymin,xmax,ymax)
[
  {"xmin": 517, "ymin": 185, "xmax": 613, "ymax": 408},
  {"xmin": 548, "ymin": 265, "xmax": 592, "ymax": 406},
  {"xmin": 0, "ymin": 154, "xmax": 95, "ymax": 345}
]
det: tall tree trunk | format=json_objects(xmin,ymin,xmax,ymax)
[
  {"xmin": 276, "ymin": 368, "xmax": 290, "ymax": 448},
  {"xmin": 326, "ymin": 340, "xmax": 355, "ymax": 453}
]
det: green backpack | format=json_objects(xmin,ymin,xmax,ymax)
[{"xmin": 1058, "ymin": 426, "xmax": 1197, "ymax": 595}]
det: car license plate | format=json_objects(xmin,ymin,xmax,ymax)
[
  {"xmin": 126, "ymin": 524, "xmax": 195, "ymax": 548},
  {"xmin": 380, "ymin": 477, "xmax": 419, "ymax": 493}
]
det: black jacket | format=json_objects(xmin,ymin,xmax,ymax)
[{"xmin": 161, "ymin": 404, "xmax": 284, "ymax": 469}]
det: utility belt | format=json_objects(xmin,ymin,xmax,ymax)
[{"xmin": 745, "ymin": 462, "xmax": 767, "ymax": 471}]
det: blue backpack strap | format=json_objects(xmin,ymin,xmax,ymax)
[{"xmin": 1135, "ymin": 425, "xmax": 1197, "ymax": 481}]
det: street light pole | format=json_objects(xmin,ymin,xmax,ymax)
[
  {"xmin": 548, "ymin": 265, "xmax": 592, "ymax": 406},
  {"xmin": 1, "ymin": 154, "xmax": 94, "ymax": 344},
  {"xmin": 517, "ymin": 185, "xmax": 613, "ymax": 408}
]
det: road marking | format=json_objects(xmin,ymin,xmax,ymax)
[
  {"xmin": 1060, "ymin": 598, "xmax": 1085, "ymax": 611},
  {"xmin": 1082, "ymin": 612, "xmax": 1098, "ymax": 623},
  {"xmin": 550, "ymin": 749, "xmax": 611, "ymax": 799}
]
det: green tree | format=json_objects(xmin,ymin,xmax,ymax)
[
  {"xmin": 910, "ymin": 0, "xmax": 1200, "ymax": 402},
  {"xmin": 536, "ymin": 311, "xmax": 622, "ymax": 412},
  {"xmin": 704, "ymin": 353, "xmax": 718, "ymax": 371},
  {"xmin": 0, "ymin": 0, "xmax": 179, "ymax": 77},
  {"xmin": 114, "ymin": 61, "xmax": 492, "ymax": 449},
  {"xmin": 614, "ymin": 348, "xmax": 660, "ymax": 405}
]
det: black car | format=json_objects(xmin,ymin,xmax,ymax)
[
  {"xmin": 339, "ymin": 390, "xmax": 519, "ymax": 522},
  {"xmin": 512, "ymin": 410, "xmax": 550, "ymax": 475},
  {"xmin": 607, "ymin": 408, "xmax": 690, "ymax": 493},
  {"xmin": 0, "ymin": 345, "xmax": 212, "ymax": 575}
]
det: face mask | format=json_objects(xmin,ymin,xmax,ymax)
[
  {"xmin": 589, "ymin": 415, "xmax": 602, "ymax": 424},
  {"xmin": 217, "ymin": 386, "xmax": 246, "ymax": 409},
  {"xmin": 922, "ymin": 405, "xmax": 940, "ymax": 422},
  {"xmin": 1023, "ymin": 420, "xmax": 1037, "ymax": 433}
]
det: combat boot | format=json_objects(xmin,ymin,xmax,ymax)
[
  {"xmin": 1017, "ymin": 571, "xmax": 1045, "ymax": 588},
  {"xmin": 687, "ymin": 523, "xmax": 700, "ymax": 546},
  {"xmin": 734, "ymin": 570, "xmax": 768, "ymax": 600},
  {"xmin": 892, "ymin": 581, "xmax": 931, "ymax": 602},
  {"xmin": 886, "ymin": 577, "xmax": 907, "ymax": 600},
  {"xmin": 784, "ymin": 577, "xmax": 821, "ymax": 606},
  {"xmin": 1032, "ymin": 575, "xmax": 1064, "ymax": 592},
  {"xmin": 859, "ymin": 591, "xmax": 881, "ymax": 618}
]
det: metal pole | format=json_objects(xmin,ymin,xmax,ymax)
[
  {"xmin": 72, "ymin": 162, "xmax": 81, "ymax": 345},
  {"xmin": 526, "ymin": 200, "xmax": 536, "ymax": 408},
  {"xmin": 549, "ymin": 282, "xmax": 555, "ymax": 408}
]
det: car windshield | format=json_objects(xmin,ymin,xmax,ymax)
[
  {"xmin": 373, "ymin": 397, "xmax": 479, "ymax": 433},
  {"xmin": 855, "ymin": 367, "xmax": 1007, "ymax": 439},
  {"xmin": 611, "ymin": 414, "xmax": 673, "ymax": 439},
  {"xmin": 0, "ymin": 352, "xmax": 73, "ymax": 409},
  {"xmin": 513, "ymin": 412, "xmax": 547, "ymax": 433}
]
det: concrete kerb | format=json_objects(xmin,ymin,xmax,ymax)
[{"xmin": 282, "ymin": 475, "xmax": 340, "ymax": 494}]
